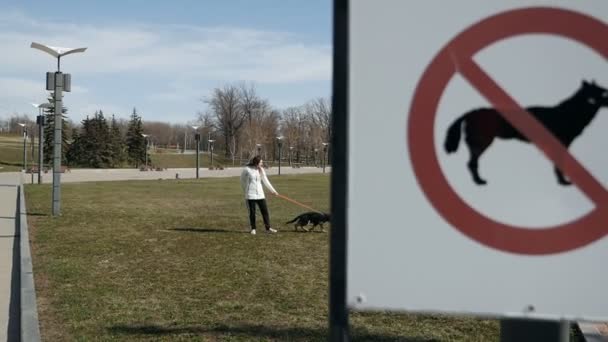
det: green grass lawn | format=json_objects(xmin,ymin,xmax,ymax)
[
  {"xmin": 0, "ymin": 134, "xmax": 39, "ymax": 172},
  {"xmin": 25, "ymin": 174, "xmax": 501, "ymax": 341}
]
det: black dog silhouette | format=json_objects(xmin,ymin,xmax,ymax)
[
  {"xmin": 444, "ymin": 80, "xmax": 608, "ymax": 185},
  {"xmin": 286, "ymin": 212, "xmax": 330, "ymax": 232}
]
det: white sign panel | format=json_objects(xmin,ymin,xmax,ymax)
[{"xmin": 347, "ymin": 0, "xmax": 608, "ymax": 321}]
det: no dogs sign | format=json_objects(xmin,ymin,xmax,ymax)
[{"xmin": 344, "ymin": 1, "xmax": 608, "ymax": 321}]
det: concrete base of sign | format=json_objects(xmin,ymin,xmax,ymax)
[{"xmin": 577, "ymin": 322, "xmax": 608, "ymax": 342}]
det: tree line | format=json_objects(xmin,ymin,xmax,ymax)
[
  {"xmin": 0, "ymin": 82, "xmax": 331, "ymax": 168},
  {"xmin": 200, "ymin": 82, "xmax": 331, "ymax": 165}
]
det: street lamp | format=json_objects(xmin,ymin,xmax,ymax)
[
  {"xmin": 289, "ymin": 146, "xmax": 294, "ymax": 167},
  {"xmin": 18, "ymin": 123, "xmax": 27, "ymax": 172},
  {"xmin": 32, "ymin": 103, "xmax": 52, "ymax": 184},
  {"xmin": 276, "ymin": 136, "xmax": 284, "ymax": 175},
  {"xmin": 142, "ymin": 134, "xmax": 150, "ymax": 170},
  {"xmin": 183, "ymin": 129, "xmax": 187, "ymax": 154},
  {"xmin": 192, "ymin": 125, "xmax": 200, "ymax": 179},
  {"xmin": 31, "ymin": 41, "xmax": 87, "ymax": 216},
  {"xmin": 208, "ymin": 139, "xmax": 215, "ymax": 168},
  {"xmin": 322, "ymin": 142, "xmax": 329, "ymax": 173}
]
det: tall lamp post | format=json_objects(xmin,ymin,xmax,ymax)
[
  {"xmin": 32, "ymin": 103, "xmax": 52, "ymax": 184},
  {"xmin": 276, "ymin": 136, "xmax": 284, "ymax": 175},
  {"xmin": 322, "ymin": 142, "xmax": 329, "ymax": 173},
  {"xmin": 208, "ymin": 139, "xmax": 215, "ymax": 168},
  {"xmin": 192, "ymin": 125, "xmax": 200, "ymax": 178},
  {"xmin": 31, "ymin": 42, "xmax": 87, "ymax": 216},
  {"xmin": 256, "ymin": 143, "xmax": 262, "ymax": 157},
  {"xmin": 183, "ymin": 130, "xmax": 187, "ymax": 154},
  {"xmin": 18, "ymin": 123, "xmax": 27, "ymax": 172},
  {"xmin": 142, "ymin": 134, "xmax": 150, "ymax": 169},
  {"xmin": 289, "ymin": 146, "xmax": 294, "ymax": 167}
]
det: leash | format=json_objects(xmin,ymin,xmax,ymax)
[{"xmin": 275, "ymin": 194, "xmax": 323, "ymax": 213}]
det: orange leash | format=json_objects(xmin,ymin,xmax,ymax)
[{"xmin": 275, "ymin": 194, "xmax": 323, "ymax": 213}]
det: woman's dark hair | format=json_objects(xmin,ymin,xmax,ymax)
[{"xmin": 247, "ymin": 155, "xmax": 262, "ymax": 167}]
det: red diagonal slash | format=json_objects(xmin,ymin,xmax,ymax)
[{"xmin": 455, "ymin": 55, "xmax": 608, "ymax": 207}]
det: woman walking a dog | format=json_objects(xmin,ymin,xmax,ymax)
[{"xmin": 240, "ymin": 155, "xmax": 279, "ymax": 235}]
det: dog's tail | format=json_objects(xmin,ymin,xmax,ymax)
[
  {"xmin": 444, "ymin": 115, "xmax": 466, "ymax": 153},
  {"xmin": 285, "ymin": 216, "xmax": 299, "ymax": 224}
]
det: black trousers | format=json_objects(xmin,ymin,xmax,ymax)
[{"xmin": 247, "ymin": 199, "xmax": 271, "ymax": 230}]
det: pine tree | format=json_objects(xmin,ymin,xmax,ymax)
[
  {"xmin": 126, "ymin": 108, "xmax": 146, "ymax": 167},
  {"xmin": 66, "ymin": 127, "xmax": 84, "ymax": 167},
  {"xmin": 110, "ymin": 115, "xmax": 126, "ymax": 167},
  {"xmin": 93, "ymin": 110, "xmax": 112, "ymax": 167},
  {"xmin": 43, "ymin": 93, "xmax": 70, "ymax": 166},
  {"xmin": 66, "ymin": 111, "xmax": 114, "ymax": 168}
]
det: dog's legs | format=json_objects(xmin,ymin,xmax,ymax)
[
  {"xmin": 465, "ymin": 135, "xmax": 493, "ymax": 186},
  {"xmin": 553, "ymin": 141, "xmax": 573, "ymax": 186}
]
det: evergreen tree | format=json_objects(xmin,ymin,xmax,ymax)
[
  {"xmin": 92, "ymin": 110, "xmax": 112, "ymax": 167},
  {"xmin": 126, "ymin": 108, "xmax": 146, "ymax": 167},
  {"xmin": 66, "ymin": 127, "xmax": 84, "ymax": 167},
  {"xmin": 110, "ymin": 115, "xmax": 126, "ymax": 167},
  {"xmin": 43, "ymin": 92, "xmax": 70, "ymax": 166},
  {"xmin": 66, "ymin": 111, "xmax": 114, "ymax": 168}
]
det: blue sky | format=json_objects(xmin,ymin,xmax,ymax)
[{"xmin": 0, "ymin": 0, "xmax": 332, "ymax": 124}]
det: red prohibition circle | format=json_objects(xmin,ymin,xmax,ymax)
[{"xmin": 408, "ymin": 7, "xmax": 608, "ymax": 255}]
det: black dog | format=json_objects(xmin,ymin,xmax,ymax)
[
  {"xmin": 285, "ymin": 212, "xmax": 330, "ymax": 232},
  {"xmin": 444, "ymin": 80, "xmax": 608, "ymax": 185}
]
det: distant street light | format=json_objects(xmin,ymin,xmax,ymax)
[
  {"xmin": 289, "ymin": 146, "xmax": 294, "ymax": 166},
  {"xmin": 208, "ymin": 139, "xmax": 215, "ymax": 168},
  {"xmin": 276, "ymin": 136, "xmax": 284, "ymax": 175},
  {"xmin": 183, "ymin": 129, "xmax": 188, "ymax": 154},
  {"xmin": 31, "ymin": 41, "xmax": 86, "ymax": 216},
  {"xmin": 142, "ymin": 134, "xmax": 150, "ymax": 169},
  {"xmin": 322, "ymin": 142, "xmax": 329, "ymax": 173},
  {"xmin": 192, "ymin": 125, "xmax": 201, "ymax": 179},
  {"xmin": 32, "ymin": 102, "xmax": 52, "ymax": 184},
  {"xmin": 18, "ymin": 123, "xmax": 27, "ymax": 172}
]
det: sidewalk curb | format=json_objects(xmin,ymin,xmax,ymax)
[{"xmin": 18, "ymin": 184, "xmax": 41, "ymax": 342}]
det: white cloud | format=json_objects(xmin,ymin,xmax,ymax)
[
  {"xmin": 0, "ymin": 77, "xmax": 47, "ymax": 100},
  {"xmin": 0, "ymin": 11, "xmax": 331, "ymax": 83},
  {"xmin": 0, "ymin": 10, "xmax": 331, "ymax": 123}
]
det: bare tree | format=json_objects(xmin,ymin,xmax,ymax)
[
  {"xmin": 204, "ymin": 84, "xmax": 246, "ymax": 159},
  {"xmin": 308, "ymin": 97, "xmax": 332, "ymax": 143},
  {"xmin": 195, "ymin": 111, "xmax": 217, "ymax": 151}
]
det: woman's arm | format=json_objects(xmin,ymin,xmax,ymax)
[{"xmin": 261, "ymin": 168, "xmax": 278, "ymax": 195}]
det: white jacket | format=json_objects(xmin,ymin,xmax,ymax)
[{"xmin": 240, "ymin": 166, "xmax": 278, "ymax": 200}]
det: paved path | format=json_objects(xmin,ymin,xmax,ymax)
[
  {"xmin": 0, "ymin": 173, "xmax": 20, "ymax": 341},
  {"xmin": 22, "ymin": 166, "xmax": 331, "ymax": 184}
]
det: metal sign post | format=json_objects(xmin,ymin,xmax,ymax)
[{"xmin": 329, "ymin": 0, "xmax": 349, "ymax": 340}]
